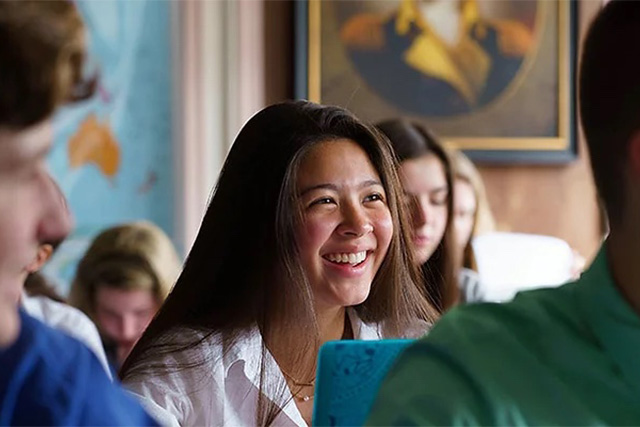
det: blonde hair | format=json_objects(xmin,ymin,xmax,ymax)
[
  {"xmin": 450, "ymin": 149, "xmax": 495, "ymax": 270},
  {"xmin": 69, "ymin": 221, "xmax": 181, "ymax": 321}
]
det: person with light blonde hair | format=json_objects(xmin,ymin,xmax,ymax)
[
  {"xmin": 450, "ymin": 149, "xmax": 495, "ymax": 268},
  {"xmin": 70, "ymin": 221, "xmax": 181, "ymax": 372},
  {"xmin": 449, "ymin": 148, "xmax": 495, "ymax": 302}
]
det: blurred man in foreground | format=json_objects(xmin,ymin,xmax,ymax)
[
  {"xmin": 369, "ymin": 1, "xmax": 640, "ymax": 424},
  {"xmin": 0, "ymin": 2, "xmax": 155, "ymax": 424}
]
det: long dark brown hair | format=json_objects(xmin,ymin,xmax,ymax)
[
  {"xmin": 376, "ymin": 119, "xmax": 459, "ymax": 312},
  {"xmin": 120, "ymin": 101, "xmax": 437, "ymax": 425}
]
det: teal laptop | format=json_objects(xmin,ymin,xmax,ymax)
[{"xmin": 312, "ymin": 339, "xmax": 414, "ymax": 426}]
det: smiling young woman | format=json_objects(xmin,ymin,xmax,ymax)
[
  {"xmin": 295, "ymin": 139, "xmax": 393, "ymax": 315},
  {"xmin": 120, "ymin": 101, "xmax": 438, "ymax": 426}
]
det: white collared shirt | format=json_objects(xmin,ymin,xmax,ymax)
[
  {"xmin": 124, "ymin": 310, "xmax": 387, "ymax": 426},
  {"xmin": 21, "ymin": 292, "xmax": 112, "ymax": 378}
]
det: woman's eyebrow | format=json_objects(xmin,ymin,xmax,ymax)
[
  {"xmin": 431, "ymin": 186, "xmax": 449, "ymax": 192},
  {"xmin": 299, "ymin": 183, "xmax": 339, "ymax": 197},
  {"xmin": 299, "ymin": 179, "xmax": 382, "ymax": 197},
  {"xmin": 359, "ymin": 179, "xmax": 383, "ymax": 190},
  {"xmin": 299, "ymin": 179, "xmax": 383, "ymax": 197}
]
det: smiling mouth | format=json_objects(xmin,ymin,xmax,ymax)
[{"xmin": 323, "ymin": 250, "xmax": 368, "ymax": 267}]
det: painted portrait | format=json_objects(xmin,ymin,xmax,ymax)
[
  {"xmin": 339, "ymin": 0, "xmax": 536, "ymax": 116},
  {"xmin": 298, "ymin": 0, "xmax": 576, "ymax": 162}
]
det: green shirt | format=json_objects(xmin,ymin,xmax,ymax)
[{"xmin": 368, "ymin": 245, "xmax": 640, "ymax": 425}]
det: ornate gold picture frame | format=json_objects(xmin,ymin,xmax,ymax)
[{"xmin": 295, "ymin": 0, "xmax": 577, "ymax": 163}]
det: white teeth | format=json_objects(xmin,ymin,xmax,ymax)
[{"xmin": 326, "ymin": 251, "xmax": 367, "ymax": 265}]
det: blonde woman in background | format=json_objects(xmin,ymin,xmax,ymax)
[
  {"xmin": 70, "ymin": 221, "xmax": 181, "ymax": 373},
  {"xmin": 450, "ymin": 149, "xmax": 495, "ymax": 302}
]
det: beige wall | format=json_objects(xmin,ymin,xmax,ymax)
[
  {"xmin": 262, "ymin": 0, "xmax": 603, "ymax": 261},
  {"xmin": 479, "ymin": 0, "xmax": 602, "ymax": 261}
]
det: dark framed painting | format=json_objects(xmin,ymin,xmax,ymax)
[{"xmin": 295, "ymin": 0, "xmax": 577, "ymax": 164}]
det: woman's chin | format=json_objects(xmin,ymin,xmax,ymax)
[
  {"xmin": 414, "ymin": 245, "xmax": 437, "ymax": 265},
  {"xmin": 319, "ymin": 288, "xmax": 372, "ymax": 312}
]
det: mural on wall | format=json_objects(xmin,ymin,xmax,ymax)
[{"xmin": 43, "ymin": 0, "xmax": 175, "ymax": 294}]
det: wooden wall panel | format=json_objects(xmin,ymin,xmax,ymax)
[{"xmin": 478, "ymin": 0, "xmax": 603, "ymax": 261}]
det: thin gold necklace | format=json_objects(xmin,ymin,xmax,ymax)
[
  {"xmin": 281, "ymin": 370, "xmax": 315, "ymax": 402},
  {"xmin": 283, "ymin": 316, "xmax": 353, "ymax": 402},
  {"xmin": 297, "ymin": 392, "xmax": 314, "ymax": 403},
  {"xmin": 281, "ymin": 369, "xmax": 315, "ymax": 388}
]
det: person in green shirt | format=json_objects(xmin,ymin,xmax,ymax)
[{"xmin": 368, "ymin": 1, "xmax": 640, "ymax": 425}]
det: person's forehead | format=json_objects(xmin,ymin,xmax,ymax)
[
  {"xmin": 95, "ymin": 287, "xmax": 157, "ymax": 311},
  {"xmin": 0, "ymin": 121, "xmax": 52, "ymax": 170},
  {"xmin": 401, "ymin": 154, "xmax": 447, "ymax": 185}
]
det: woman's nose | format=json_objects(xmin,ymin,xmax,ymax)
[
  {"xmin": 411, "ymin": 196, "xmax": 433, "ymax": 228},
  {"xmin": 338, "ymin": 203, "xmax": 373, "ymax": 237}
]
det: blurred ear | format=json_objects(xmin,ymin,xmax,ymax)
[{"xmin": 25, "ymin": 244, "xmax": 54, "ymax": 273}]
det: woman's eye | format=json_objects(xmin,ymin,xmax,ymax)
[
  {"xmin": 310, "ymin": 197, "xmax": 335, "ymax": 207},
  {"xmin": 431, "ymin": 192, "xmax": 448, "ymax": 206},
  {"xmin": 364, "ymin": 193, "xmax": 385, "ymax": 203}
]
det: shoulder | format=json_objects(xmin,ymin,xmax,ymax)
[
  {"xmin": 22, "ymin": 294, "xmax": 95, "ymax": 340},
  {"xmin": 431, "ymin": 282, "xmax": 583, "ymax": 348},
  {"xmin": 22, "ymin": 295, "xmax": 110, "ymax": 375},
  {"xmin": 124, "ymin": 327, "xmax": 252, "ymax": 426},
  {"xmin": 0, "ymin": 312, "xmax": 153, "ymax": 426},
  {"xmin": 458, "ymin": 268, "xmax": 484, "ymax": 303},
  {"xmin": 6, "ymin": 309, "xmax": 88, "ymax": 364},
  {"xmin": 384, "ymin": 283, "xmax": 586, "ymax": 392},
  {"xmin": 350, "ymin": 308, "xmax": 431, "ymax": 339},
  {"xmin": 124, "ymin": 327, "xmax": 224, "ymax": 392},
  {"xmin": 369, "ymin": 285, "xmax": 584, "ymax": 425}
]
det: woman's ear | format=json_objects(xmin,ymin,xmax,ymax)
[{"xmin": 25, "ymin": 243, "xmax": 54, "ymax": 273}]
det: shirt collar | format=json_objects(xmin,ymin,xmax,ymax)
[
  {"xmin": 222, "ymin": 310, "xmax": 380, "ymax": 425},
  {"xmin": 347, "ymin": 307, "xmax": 383, "ymax": 340},
  {"xmin": 225, "ymin": 309, "xmax": 381, "ymax": 377},
  {"xmin": 579, "ymin": 243, "xmax": 640, "ymax": 391},
  {"xmin": 19, "ymin": 292, "xmax": 46, "ymax": 320}
]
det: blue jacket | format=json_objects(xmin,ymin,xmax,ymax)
[{"xmin": 0, "ymin": 310, "xmax": 156, "ymax": 426}]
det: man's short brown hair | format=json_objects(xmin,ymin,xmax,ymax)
[
  {"xmin": 0, "ymin": 0, "xmax": 95, "ymax": 130},
  {"xmin": 580, "ymin": 0, "xmax": 640, "ymax": 225}
]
